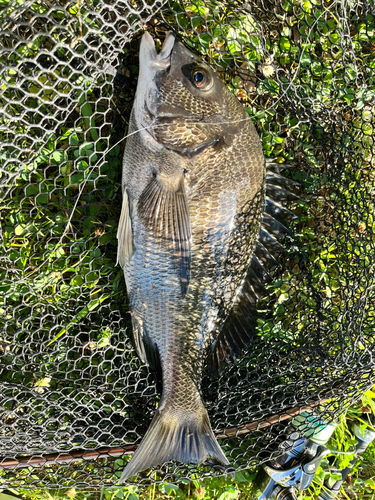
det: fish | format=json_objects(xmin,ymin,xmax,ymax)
[{"xmin": 116, "ymin": 32, "xmax": 294, "ymax": 481}]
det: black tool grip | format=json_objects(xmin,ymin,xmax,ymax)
[
  {"xmin": 272, "ymin": 484, "xmax": 297, "ymax": 500},
  {"xmin": 355, "ymin": 439, "xmax": 370, "ymax": 455}
]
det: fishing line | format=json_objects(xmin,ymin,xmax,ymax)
[
  {"xmin": 23, "ymin": 8, "xmax": 324, "ymax": 259},
  {"xmin": 47, "ymin": 10, "xmax": 324, "ymax": 269},
  {"xmin": 53, "ymin": 113, "xmax": 264, "ymax": 260},
  {"xmin": 108, "ymin": 11, "xmax": 322, "ymax": 146}
]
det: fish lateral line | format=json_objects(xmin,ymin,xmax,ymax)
[{"xmin": 120, "ymin": 116, "xmax": 255, "ymax": 144}]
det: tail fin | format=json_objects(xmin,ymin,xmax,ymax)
[{"xmin": 119, "ymin": 406, "xmax": 229, "ymax": 482}]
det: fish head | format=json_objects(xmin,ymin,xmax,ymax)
[{"xmin": 134, "ymin": 33, "xmax": 246, "ymax": 153}]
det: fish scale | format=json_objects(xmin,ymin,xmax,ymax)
[{"xmin": 116, "ymin": 32, "xmax": 288, "ymax": 481}]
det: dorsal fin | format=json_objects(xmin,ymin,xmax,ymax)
[{"xmin": 208, "ymin": 164, "xmax": 298, "ymax": 377}]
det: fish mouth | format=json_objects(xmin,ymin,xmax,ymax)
[
  {"xmin": 138, "ymin": 32, "xmax": 176, "ymax": 133},
  {"xmin": 140, "ymin": 31, "xmax": 175, "ymax": 70}
]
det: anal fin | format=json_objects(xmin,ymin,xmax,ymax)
[{"xmin": 130, "ymin": 314, "xmax": 162, "ymax": 383}]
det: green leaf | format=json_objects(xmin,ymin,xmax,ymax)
[
  {"xmin": 365, "ymin": 478, "xmax": 375, "ymax": 489},
  {"xmin": 47, "ymin": 294, "xmax": 110, "ymax": 345},
  {"xmin": 69, "ymin": 133, "xmax": 80, "ymax": 146},
  {"xmin": 330, "ymin": 472, "xmax": 343, "ymax": 481},
  {"xmin": 78, "ymin": 93, "xmax": 99, "ymax": 142},
  {"xmin": 127, "ymin": 494, "xmax": 140, "ymax": 500},
  {"xmin": 70, "ymin": 276, "xmax": 84, "ymax": 286},
  {"xmin": 0, "ymin": 492, "xmax": 25, "ymax": 500},
  {"xmin": 52, "ymin": 150, "xmax": 65, "ymax": 162},
  {"xmin": 15, "ymin": 224, "xmax": 26, "ymax": 236},
  {"xmin": 280, "ymin": 37, "xmax": 291, "ymax": 51},
  {"xmin": 25, "ymin": 185, "xmax": 39, "ymax": 196},
  {"xmin": 217, "ymin": 487, "xmax": 240, "ymax": 500},
  {"xmin": 70, "ymin": 173, "xmax": 84, "ymax": 184},
  {"xmin": 158, "ymin": 483, "xmax": 180, "ymax": 495},
  {"xmin": 86, "ymin": 271, "xmax": 98, "ymax": 284},
  {"xmin": 99, "ymin": 233, "xmax": 111, "ymax": 245},
  {"xmin": 36, "ymin": 193, "xmax": 48, "ymax": 205},
  {"xmin": 234, "ymin": 471, "xmax": 255, "ymax": 483}
]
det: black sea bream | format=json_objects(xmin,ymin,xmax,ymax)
[{"xmin": 117, "ymin": 32, "xmax": 281, "ymax": 481}]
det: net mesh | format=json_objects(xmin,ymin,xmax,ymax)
[{"xmin": 0, "ymin": 0, "xmax": 374, "ymax": 488}]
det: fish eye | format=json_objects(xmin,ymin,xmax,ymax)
[
  {"xmin": 193, "ymin": 71, "xmax": 204, "ymax": 83},
  {"xmin": 192, "ymin": 68, "xmax": 211, "ymax": 90}
]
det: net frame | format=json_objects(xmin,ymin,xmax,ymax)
[{"xmin": 0, "ymin": 0, "xmax": 374, "ymax": 488}]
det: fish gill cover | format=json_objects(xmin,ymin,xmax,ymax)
[{"xmin": 0, "ymin": 0, "xmax": 374, "ymax": 488}]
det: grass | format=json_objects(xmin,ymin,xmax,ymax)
[
  {"xmin": 0, "ymin": 0, "xmax": 375, "ymax": 496},
  {"xmin": 2, "ymin": 390, "xmax": 375, "ymax": 500}
]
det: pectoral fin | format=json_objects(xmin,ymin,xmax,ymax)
[
  {"xmin": 117, "ymin": 188, "xmax": 134, "ymax": 268},
  {"xmin": 138, "ymin": 174, "xmax": 191, "ymax": 295}
]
